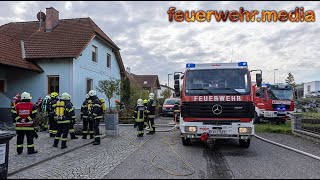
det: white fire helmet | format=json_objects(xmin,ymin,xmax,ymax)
[
  {"xmin": 61, "ymin": 92, "xmax": 71, "ymax": 101},
  {"xmin": 149, "ymin": 93, "xmax": 155, "ymax": 100},
  {"xmin": 88, "ymin": 90, "xmax": 97, "ymax": 97},
  {"xmin": 86, "ymin": 94, "xmax": 90, "ymax": 99},
  {"xmin": 21, "ymin": 92, "xmax": 31, "ymax": 100},
  {"xmin": 137, "ymin": 99, "xmax": 143, "ymax": 106}
]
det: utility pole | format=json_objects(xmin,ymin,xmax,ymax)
[
  {"xmin": 274, "ymin": 68, "xmax": 278, "ymax": 84},
  {"xmin": 168, "ymin": 74, "xmax": 173, "ymax": 88}
]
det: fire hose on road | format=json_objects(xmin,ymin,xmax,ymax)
[{"xmin": 254, "ymin": 134, "xmax": 320, "ymax": 161}]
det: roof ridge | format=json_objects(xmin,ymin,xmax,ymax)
[
  {"xmin": 87, "ymin": 17, "xmax": 119, "ymax": 49},
  {"xmin": 2, "ymin": 17, "xmax": 90, "ymax": 24}
]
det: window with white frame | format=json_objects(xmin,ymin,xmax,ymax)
[
  {"xmin": 86, "ymin": 78, "xmax": 93, "ymax": 94},
  {"xmin": 107, "ymin": 53, "xmax": 111, "ymax": 68},
  {"xmin": 48, "ymin": 76, "xmax": 59, "ymax": 94},
  {"xmin": 92, "ymin": 45, "xmax": 97, "ymax": 62}
]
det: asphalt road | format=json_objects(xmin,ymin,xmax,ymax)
[
  {"xmin": 106, "ymin": 116, "xmax": 320, "ymax": 179},
  {"xmin": 8, "ymin": 116, "xmax": 320, "ymax": 179}
]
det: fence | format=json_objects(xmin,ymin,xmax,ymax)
[{"xmin": 291, "ymin": 113, "xmax": 320, "ymax": 141}]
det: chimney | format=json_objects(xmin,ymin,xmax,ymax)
[
  {"xmin": 45, "ymin": 7, "xmax": 59, "ymax": 32},
  {"xmin": 126, "ymin": 67, "xmax": 130, "ymax": 73}
]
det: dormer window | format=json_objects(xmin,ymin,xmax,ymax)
[{"xmin": 144, "ymin": 81, "xmax": 147, "ymax": 84}]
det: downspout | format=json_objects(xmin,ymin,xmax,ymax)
[{"xmin": 70, "ymin": 58, "xmax": 75, "ymax": 108}]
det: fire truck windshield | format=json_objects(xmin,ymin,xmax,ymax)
[
  {"xmin": 185, "ymin": 69, "xmax": 251, "ymax": 95},
  {"xmin": 268, "ymin": 88, "xmax": 293, "ymax": 100}
]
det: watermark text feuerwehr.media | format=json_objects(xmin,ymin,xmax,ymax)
[{"xmin": 167, "ymin": 7, "xmax": 315, "ymax": 23}]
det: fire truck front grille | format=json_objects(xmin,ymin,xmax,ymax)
[
  {"xmin": 181, "ymin": 101, "xmax": 255, "ymax": 118},
  {"xmin": 271, "ymin": 104, "xmax": 291, "ymax": 110}
]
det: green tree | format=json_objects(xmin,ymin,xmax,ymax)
[
  {"xmin": 96, "ymin": 78, "xmax": 121, "ymax": 113},
  {"xmin": 161, "ymin": 88, "xmax": 172, "ymax": 99},
  {"xmin": 120, "ymin": 77, "xmax": 131, "ymax": 106},
  {"xmin": 140, "ymin": 89, "xmax": 150, "ymax": 100},
  {"xmin": 285, "ymin": 72, "xmax": 296, "ymax": 88}
]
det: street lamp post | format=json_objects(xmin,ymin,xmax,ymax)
[
  {"xmin": 168, "ymin": 74, "xmax": 173, "ymax": 88},
  {"xmin": 274, "ymin": 69, "xmax": 278, "ymax": 84},
  {"xmin": 167, "ymin": 74, "xmax": 173, "ymax": 98}
]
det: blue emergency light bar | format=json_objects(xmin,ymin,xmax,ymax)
[
  {"xmin": 238, "ymin": 62, "xmax": 248, "ymax": 66},
  {"xmin": 186, "ymin": 63, "xmax": 195, "ymax": 68},
  {"xmin": 186, "ymin": 62, "xmax": 247, "ymax": 68}
]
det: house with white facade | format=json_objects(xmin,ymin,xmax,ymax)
[
  {"xmin": 303, "ymin": 81, "xmax": 320, "ymax": 97},
  {"xmin": 157, "ymin": 84, "xmax": 175, "ymax": 99},
  {"xmin": 0, "ymin": 7, "xmax": 126, "ymax": 122}
]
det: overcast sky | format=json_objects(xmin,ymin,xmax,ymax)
[{"xmin": 1, "ymin": 1, "xmax": 319, "ymax": 87}]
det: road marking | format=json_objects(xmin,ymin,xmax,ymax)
[{"xmin": 254, "ymin": 134, "xmax": 320, "ymax": 161}]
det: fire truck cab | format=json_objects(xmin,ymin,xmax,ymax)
[
  {"xmin": 253, "ymin": 83, "xmax": 295, "ymax": 124},
  {"xmin": 174, "ymin": 62, "xmax": 261, "ymax": 148}
]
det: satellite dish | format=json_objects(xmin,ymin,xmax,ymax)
[{"xmin": 37, "ymin": 11, "xmax": 46, "ymax": 21}]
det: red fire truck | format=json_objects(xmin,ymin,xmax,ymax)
[
  {"xmin": 253, "ymin": 83, "xmax": 294, "ymax": 124},
  {"xmin": 174, "ymin": 62, "xmax": 261, "ymax": 148}
]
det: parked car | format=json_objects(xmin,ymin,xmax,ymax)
[
  {"xmin": 162, "ymin": 98, "xmax": 180, "ymax": 117},
  {"xmin": 305, "ymin": 91, "xmax": 320, "ymax": 98}
]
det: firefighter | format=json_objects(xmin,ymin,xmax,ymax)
[
  {"xmin": 53, "ymin": 92, "xmax": 75, "ymax": 149},
  {"xmin": 35, "ymin": 97, "xmax": 43, "ymax": 112},
  {"xmin": 99, "ymin": 98, "xmax": 107, "ymax": 135},
  {"xmin": 11, "ymin": 93, "xmax": 21, "ymax": 123},
  {"xmin": 48, "ymin": 92, "xmax": 59, "ymax": 137},
  {"xmin": 88, "ymin": 90, "xmax": 103, "ymax": 145},
  {"xmin": 146, "ymin": 93, "xmax": 157, "ymax": 135},
  {"xmin": 12, "ymin": 92, "xmax": 38, "ymax": 154},
  {"xmin": 81, "ymin": 94, "xmax": 94, "ymax": 139},
  {"xmin": 40, "ymin": 95, "xmax": 51, "ymax": 131},
  {"xmin": 173, "ymin": 100, "xmax": 180, "ymax": 126},
  {"xmin": 68, "ymin": 100, "xmax": 78, "ymax": 139},
  {"xmin": 133, "ymin": 99, "xmax": 146, "ymax": 137},
  {"xmin": 11, "ymin": 93, "xmax": 21, "ymax": 109},
  {"xmin": 143, "ymin": 99, "xmax": 148, "ymax": 128}
]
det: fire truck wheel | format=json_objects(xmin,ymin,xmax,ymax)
[
  {"xmin": 239, "ymin": 139, "xmax": 250, "ymax": 148},
  {"xmin": 182, "ymin": 137, "xmax": 191, "ymax": 146},
  {"xmin": 254, "ymin": 112, "xmax": 260, "ymax": 124}
]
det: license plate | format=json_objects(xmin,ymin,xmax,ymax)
[
  {"xmin": 209, "ymin": 129, "xmax": 227, "ymax": 134},
  {"xmin": 278, "ymin": 111, "xmax": 286, "ymax": 114}
]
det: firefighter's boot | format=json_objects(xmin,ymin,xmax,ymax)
[
  {"xmin": 82, "ymin": 133, "xmax": 87, "ymax": 139},
  {"xmin": 93, "ymin": 137, "xmax": 100, "ymax": 145},
  {"xmin": 53, "ymin": 139, "xmax": 59, "ymax": 147},
  {"xmin": 90, "ymin": 133, "xmax": 94, "ymax": 139},
  {"xmin": 70, "ymin": 133, "xmax": 78, "ymax": 139},
  {"xmin": 28, "ymin": 147, "xmax": 38, "ymax": 154},
  {"xmin": 61, "ymin": 141, "xmax": 67, "ymax": 149}
]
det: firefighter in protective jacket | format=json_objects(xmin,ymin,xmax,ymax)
[
  {"xmin": 68, "ymin": 101, "xmax": 78, "ymax": 139},
  {"xmin": 133, "ymin": 99, "xmax": 146, "ymax": 137},
  {"xmin": 146, "ymin": 93, "xmax": 157, "ymax": 135},
  {"xmin": 53, "ymin": 92, "xmax": 75, "ymax": 149},
  {"xmin": 173, "ymin": 100, "xmax": 180, "ymax": 126},
  {"xmin": 12, "ymin": 92, "xmax": 38, "ymax": 154},
  {"xmin": 48, "ymin": 92, "xmax": 59, "ymax": 137},
  {"xmin": 88, "ymin": 90, "xmax": 103, "ymax": 145},
  {"xmin": 81, "ymin": 94, "xmax": 94, "ymax": 139},
  {"xmin": 143, "ymin": 99, "xmax": 148, "ymax": 128}
]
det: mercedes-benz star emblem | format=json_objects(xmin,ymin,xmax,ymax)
[{"xmin": 212, "ymin": 104, "xmax": 223, "ymax": 115}]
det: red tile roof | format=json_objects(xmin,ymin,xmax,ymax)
[
  {"xmin": 131, "ymin": 73, "xmax": 161, "ymax": 89},
  {"xmin": 0, "ymin": 17, "xmax": 125, "ymax": 76},
  {"xmin": 0, "ymin": 33, "xmax": 42, "ymax": 72}
]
